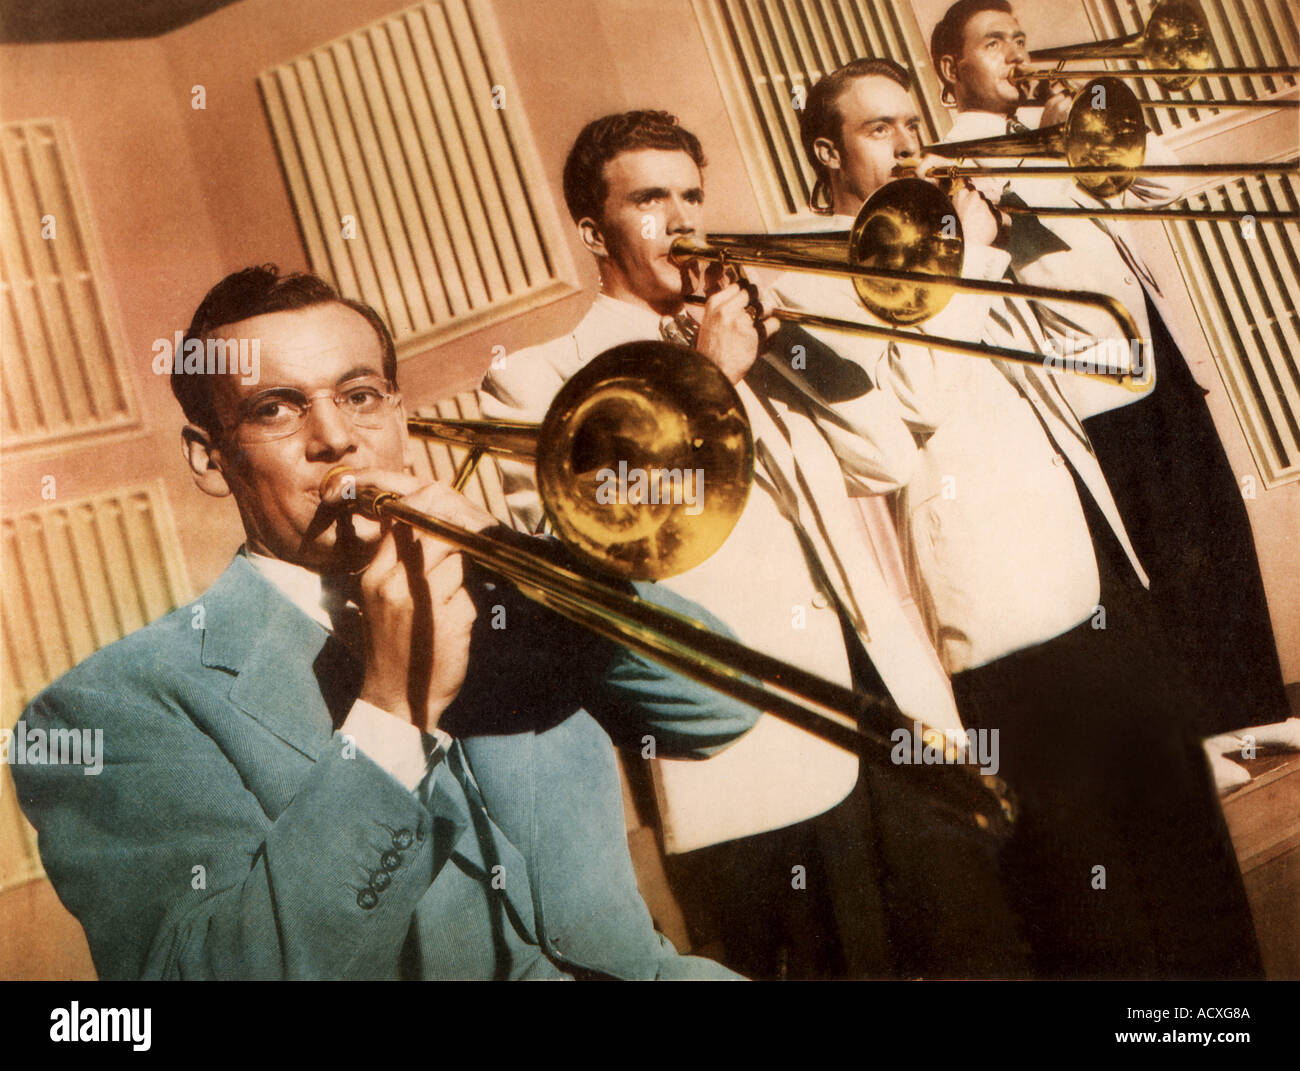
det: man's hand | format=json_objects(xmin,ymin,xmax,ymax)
[
  {"xmin": 950, "ymin": 179, "xmax": 1003, "ymax": 249},
  {"xmin": 1039, "ymin": 81, "xmax": 1074, "ymax": 128},
  {"xmin": 688, "ymin": 272, "xmax": 781, "ymax": 385},
  {"xmin": 321, "ymin": 470, "xmax": 497, "ymax": 731},
  {"xmin": 915, "ymin": 153, "xmax": 1002, "ymax": 249}
]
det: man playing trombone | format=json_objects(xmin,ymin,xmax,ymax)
[
  {"xmin": 928, "ymin": 0, "xmax": 1293, "ymax": 742},
  {"xmin": 481, "ymin": 109, "xmax": 1026, "ymax": 980},
  {"xmin": 11, "ymin": 265, "xmax": 761, "ymax": 981},
  {"xmin": 773, "ymin": 55, "xmax": 1262, "ymax": 978}
]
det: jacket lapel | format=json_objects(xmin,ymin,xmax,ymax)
[
  {"xmin": 442, "ymin": 740, "xmax": 539, "ymax": 942},
  {"xmin": 200, "ymin": 555, "xmax": 348, "ymax": 760}
]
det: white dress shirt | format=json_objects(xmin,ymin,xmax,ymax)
[{"xmin": 480, "ymin": 292, "xmax": 965, "ymax": 852}]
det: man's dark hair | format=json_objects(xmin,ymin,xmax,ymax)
[
  {"xmin": 930, "ymin": 0, "xmax": 1014, "ymax": 97},
  {"xmin": 798, "ymin": 58, "xmax": 911, "ymax": 213},
  {"xmin": 561, "ymin": 110, "xmax": 707, "ymax": 224},
  {"xmin": 173, "ymin": 265, "xmax": 397, "ymax": 437}
]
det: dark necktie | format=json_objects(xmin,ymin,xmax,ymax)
[{"xmin": 321, "ymin": 575, "xmax": 365, "ymax": 657}]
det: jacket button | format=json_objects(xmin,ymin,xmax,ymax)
[
  {"xmin": 392, "ymin": 829, "xmax": 414, "ymax": 850},
  {"xmin": 370, "ymin": 869, "xmax": 392, "ymax": 891},
  {"xmin": 1052, "ymin": 455, "xmax": 1065, "ymax": 467},
  {"xmin": 381, "ymin": 849, "xmax": 402, "ymax": 871},
  {"xmin": 1123, "ymin": 274, "xmax": 1135, "ymax": 286},
  {"xmin": 811, "ymin": 593, "xmax": 830, "ymax": 609},
  {"xmin": 357, "ymin": 888, "xmax": 379, "ymax": 910}
]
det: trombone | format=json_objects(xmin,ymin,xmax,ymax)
[
  {"xmin": 670, "ymin": 177, "xmax": 1150, "ymax": 387},
  {"xmin": 339, "ymin": 341, "xmax": 1012, "ymax": 832},
  {"xmin": 1019, "ymin": 0, "xmax": 1299, "ymax": 96},
  {"xmin": 921, "ymin": 77, "xmax": 1300, "ymax": 204}
]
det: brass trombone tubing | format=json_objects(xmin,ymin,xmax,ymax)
[
  {"xmin": 923, "ymin": 162, "xmax": 1300, "ymax": 180},
  {"xmin": 681, "ymin": 294, "xmax": 1143, "ymax": 381},
  {"xmin": 407, "ymin": 415, "xmax": 539, "ymax": 461},
  {"xmin": 1012, "ymin": 66, "xmax": 1300, "ymax": 81},
  {"xmin": 673, "ymin": 234, "xmax": 1147, "ymax": 384},
  {"xmin": 343, "ymin": 479, "xmax": 1010, "ymax": 830},
  {"xmin": 1138, "ymin": 98, "xmax": 1298, "ymax": 109},
  {"xmin": 998, "ymin": 203, "xmax": 1299, "ymax": 223}
]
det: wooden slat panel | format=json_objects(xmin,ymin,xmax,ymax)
[
  {"xmin": 258, "ymin": 73, "xmax": 337, "ymax": 286},
  {"xmin": 0, "ymin": 120, "xmax": 136, "ymax": 453},
  {"xmin": 1167, "ymin": 174, "xmax": 1300, "ymax": 486},
  {"xmin": 259, "ymin": 1, "xmax": 574, "ymax": 358},
  {"xmin": 27, "ymin": 127, "xmax": 118, "ymax": 423},
  {"xmin": 444, "ymin": 0, "xmax": 544, "ymax": 288}
]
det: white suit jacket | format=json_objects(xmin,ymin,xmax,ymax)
[
  {"xmin": 772, "ymin": 230, "xmax": 1149, "ymax": 674},
  {"xmin": 480, "ymin": 293, "xmax": 963, "ymax": 852},
  {"xmin": 943, "ymin": 107, "xmax": 1201, "ymax": 421}
]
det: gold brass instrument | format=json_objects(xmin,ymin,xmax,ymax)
[
  {"xmin": 1029, "ymin": 0, "xmax": 1211, "ymax": 88},
  {"xmin": 333, "ymin": 342, "xmax": 1012, "ymax": 832},
  {"xmin": 922, "ymin": 77, "xmax": 1300, "ymax": 202},
  {"xmin": 671, "ymin": 177, "xmax": 1149, "ymax": 387},
  {"xmin": 412, "ymin": 342, "xmax": 754, "ymax": 582},
  {"xmin": 1009, "ymin": 0, "xmax": 1298, "ymax": 105},
  {"xmin": 1010, "ymin": 65, "xmax": 1300, "ymax": 102},
  {"xmin": 1022, "ymin": 0, "xmax": 1287, "ymax": 91}
]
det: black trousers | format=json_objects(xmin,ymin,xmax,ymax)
[
  {"xmin": 1079, "ymin": 294, "xmax": 1288, "ymax": 735},
  {"xmin": 666, "ymin": 620, "xmax": 1031, "ymax": 981},
  {"xmin": 951, "ymin": 469, "xmax": 1263, "ymax": 979}
]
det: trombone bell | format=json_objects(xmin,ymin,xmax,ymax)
[
  {"xmin": 847, "ymin": 178, "xmax": 964, "ymax": 325},
  {"xmin": 537, "ymin": 342, "xmax": 753, "ymax": 580},
  {"xmin": 412, "ymin": 343, "xmax": 754, "ymax": 582},
  {"xmin": 1027, "ymin": 0, "xmax": 1213, "ymax": 91}
]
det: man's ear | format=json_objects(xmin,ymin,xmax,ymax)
[
  {"xmin": 181, "ymin": 424, "xmax": 233, "ymax": 498},
  {"xmin": 813, "ymin": 137, "xmax": 841, "ymax": 174},
  {"xmin": 938, "ymin": 54, "xmax": 959, "ymax": 94},
  {"xmin": 577, "ymin": 216, "xmax": 608, "ymax": 259}
]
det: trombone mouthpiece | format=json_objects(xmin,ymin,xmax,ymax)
[
  {"xmin": 318, "ymin": 466, "xmax": 391, "ymax": 517},
  {"xmin": 320, "ymin": 465, "xmax": 358, "ymax": 500}
]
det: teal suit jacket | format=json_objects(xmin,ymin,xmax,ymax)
[{"xmin": 14, "ymin": 554, "xmax": 758, "ymax": 980}]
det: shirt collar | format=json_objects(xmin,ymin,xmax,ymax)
[
  {"xmin": 242, "ymin": 547, "xmax": 335, "ymax": 632},
  {"xmin": 946, "ymin": 106, "xmax": 1044, "ymax": 141},
  {"xmin": 589, "ymin": 292, "xmax": 673, "ymax": 341}
]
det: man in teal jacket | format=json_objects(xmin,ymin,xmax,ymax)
[{"xmin": 13, "ymin": 265, "xmax": 757, "ymax": 980}]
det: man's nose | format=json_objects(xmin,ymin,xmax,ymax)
[
  {"xmin": 1007, "ymin": 37, "xmax": 1028, "ymax": 64},
  {"xmin": 665, "ymin": 196, "xmax": 696, "ymax": 235},
  {"xmin": 304, "ymin": 397, "xmax": 359, "ymax": 458},
  {"xmin": 894, "ymin": 131, "xmax": 920, "ymax": 160}
]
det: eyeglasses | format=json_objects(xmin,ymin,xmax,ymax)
[{"xmin": 227, "ymin": 376, "xmax": 400, "ymax": 443}]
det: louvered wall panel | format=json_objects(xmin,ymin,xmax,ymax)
[
  {"xmin": 693, "ymin": 0, "xmax": 944, "ymax": 227},
  {"xmin": 1082, "ymin": 0, "xmax": 1298, "ymax": 136},
  {"xmin": 1166, "ymin": 173, "xmax": 1300, "ymax": 486},
  {"xmin": 0, "ymin": 120, "xmax": 136, "ymax": 452},
  {"xmin": 259, "ymin": 0, "xmax": 575, "ymax": 359},
  {"xmin": 0, "ymin": 482, "xmax": 191, "ymax": 893}
]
